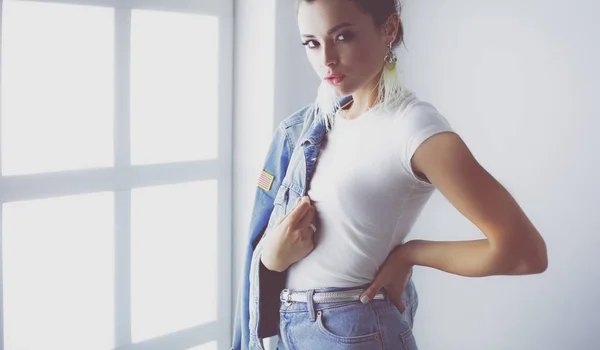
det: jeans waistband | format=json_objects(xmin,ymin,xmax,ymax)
[{"xmin": 280, "ymin": 287, "xmax": 386, "ymax": 304}]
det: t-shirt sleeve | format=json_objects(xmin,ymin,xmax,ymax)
[{"xmin": 396, "ymin": 101, "xmax": 457, "ymax": 185}]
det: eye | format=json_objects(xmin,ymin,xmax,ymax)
[
  {"xmin": 302, "ymin": 40, "xmax": 319, "ymax": 49},
  {"xmin": 335, "ymin": 31, "xmax": 355, "ymax": 42}
]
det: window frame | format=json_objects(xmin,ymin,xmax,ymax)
[{"xmin": 0, "ymin": 0, "xmax": 233, "ymax": 348}]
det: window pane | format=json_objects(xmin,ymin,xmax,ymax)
[
  {"xmin": 2, "ymin": 193, "xmax": 115, "ymax": 349},
  {"xmin": 131, "ymin": 181, "xmax": 218, "ymax": 342},
  {"xmin": 0, "ymin": 1, "xmax": 114, "ymax": 176},
  {"xmin": 130, "ymin": 10, "xmax": 219, "ymax": 165},
  {"xmin": 188, "ymin": 341, "xmax": 217, "ymax": 350}
]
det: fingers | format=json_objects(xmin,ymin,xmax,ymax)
[
  {"xmin": 297, "ymin": 205, "xmax": 316, "ymax": 229},
  {"xmin": 360, "ymin": 264, "xmax": 389, "ymax": 303},
  {"xmin": 398, "ymin": 301, "xmax": 406, "ymax": 315},
  {"xmin": 277, "ymin": 196, "xmax": 306, "ymax": 224},
  {"xmin": 282, "ymin": 196, "xmax": 312, "ymax": 225},
  {"xmin": 359, "ymin": 283, "xmax": 382, "ymax": 304}
]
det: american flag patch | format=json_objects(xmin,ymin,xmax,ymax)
[{"xmin": 257, "ymin": 170, "xmax": 275, "ymax": 192}]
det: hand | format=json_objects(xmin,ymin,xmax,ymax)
[
  {"xmin": 360, "ymin": 244, "xmax": 413, "ymax": 315},
  {"xmin": 261, "ymin": 196, "xmax": 316, "ymax": 272}
]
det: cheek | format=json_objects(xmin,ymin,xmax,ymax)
[
  {"xmin": 306, "ymin": 51, "xmax": 323, "ymax": 75},
  {"xmin": 344, "ymin": 43, "xmax": 383, "ymax": 73},
  {"xmin": 344, "ymin": 46, "xmax": 383, "ymax": 80},
  {"xmin": 352, "ymin": 45, "xmax": 373, "ymax": 64}
]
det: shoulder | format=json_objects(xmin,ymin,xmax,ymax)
[
  {"xmin": 394, "ymin": 90, "xmax": 451, "ymax": 128},
  {"xmin": 278, "ymin": 102, "xmax": 320, "ymax": 144},
  {"xmin": 268, "ymin": 103, "xmax": 316, "ymax": 155},
  {"xmin": 391, "ymin": 90, "xmax": 457, "ymax": 184},
  {"xmin": 390, "ymin": 91, "xmax": 454, "ymax": 149},
  {"xmin": 279, "ymin": 103, "xmax": 315, "ymax": 130}
]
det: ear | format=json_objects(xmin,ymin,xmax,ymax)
[{"xmin": 381, "ymin": 13, "xmax": 400, "ymax": 44}]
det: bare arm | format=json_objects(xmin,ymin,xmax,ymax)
[{"xmin": 404, "ymin": 132, "xmax": 548, "ymax": 277}]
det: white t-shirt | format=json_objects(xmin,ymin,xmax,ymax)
[{"xmin": 285, "ymin": 91, "xmax": 456, "ymax": 290}]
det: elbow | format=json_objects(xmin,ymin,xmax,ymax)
[
  {"xmin": 525, "ymin": 232, "xmax": 548, "ymax": 274},
  {"xmin": 516, "ymin": 237, "xmax": 549, "ymax": 275},
  {"xmin": 491, "ymin": 234, "xmax": 548, "ymax": 275},
  {"xmin": 528, "ymin": 243, "xmax": 548, "ymax": 274},
  {"xmin": 524, "ymin": 253, "xmax": 548, "ymax": 274}
]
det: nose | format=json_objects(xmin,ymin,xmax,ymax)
[{"xmin": 321, "ymin": 43, "xmax": 338, "ymax": 68}]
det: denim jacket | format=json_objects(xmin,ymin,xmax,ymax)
[{"xmin": 231, "ymin": 96, "xmax": 419, "ymax": 350}]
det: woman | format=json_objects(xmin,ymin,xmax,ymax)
[{"xmin": 257, "ymin": 0, "xmax": 548, "ymax": 349}]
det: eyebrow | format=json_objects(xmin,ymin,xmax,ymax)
[{"xmin": 301, "ymin": 23, "xmax": 355, "ymax": 38}]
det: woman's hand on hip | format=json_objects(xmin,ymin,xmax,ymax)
[
  {"xmin": 260, "ymin": 196, "xmax": 316, "ymax": 272},
  {"xmin": 360, "ymin": 244, "xmax": 413, "ymax": 315}
]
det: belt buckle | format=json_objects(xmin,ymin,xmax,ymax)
[{"xmin": 281, "ymin": 289, "xmax": 293, "ymax": 306}]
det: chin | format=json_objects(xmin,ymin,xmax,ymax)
[{"xmin": 333, "ymin": 84, "xmax": 355, "ymax": 97}]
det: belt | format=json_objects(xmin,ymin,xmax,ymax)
[{"xmin": 280, "ymin": 288, "xmax": 386, "ymax": 304}]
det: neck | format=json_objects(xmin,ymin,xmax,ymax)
[{"xmin": 347, "ymin": 71, "xmax": 383, "ymax": 118}]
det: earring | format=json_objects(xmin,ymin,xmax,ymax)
[
  {"xmin": 375, "ymin": 41, "xmax": 404, "ymax": 111},
  {"xmin": 383, "ymin": 42, "xmax": 398, "ymax": 69}
]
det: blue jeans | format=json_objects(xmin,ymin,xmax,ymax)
[{"xmin": 276, "ymin": 284, "xmax": 418, "ymax": 350}]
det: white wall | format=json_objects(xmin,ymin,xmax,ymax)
[
  {"xmin": 400, "ymin": 1, "xmax": 600, "ymax": 349},
  {"xmin": 231, "ymin": 0, "xmax": 276, "ymax": 324},
  {"xmin": 273, "ymin": 1, "xmax": 319, "ymax": 123}
]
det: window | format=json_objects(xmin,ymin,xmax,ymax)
[
  {"xmin": 130, "ymin": 10, "xmax": 219, "ymax": 165},
  {"xmin": 0, "ymin": 0, "xmax": 232, "ymax": 349},
  {"xmin": 1, "ymin": 1, "xmax": 114, "ymax": 176}
]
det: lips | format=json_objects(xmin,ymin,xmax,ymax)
[{"xmin": 324, "ymin": 74, "xmax": 345, "ymax": 85}]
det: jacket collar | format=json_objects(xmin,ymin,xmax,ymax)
[{"xmin": 301, "ymin": 95, "xmax": 353, "ymax": 146}]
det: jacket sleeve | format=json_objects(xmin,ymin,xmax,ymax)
[{"xmin": 231, "ymin": 123, "xmax": 293, "ymax": 350}]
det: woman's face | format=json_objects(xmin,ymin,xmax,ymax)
[{"xmin": 297, "ymin": 0, "xmax": 393, "ymax": 96}]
